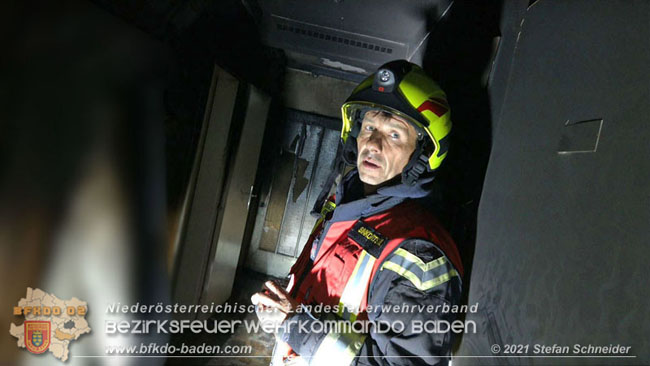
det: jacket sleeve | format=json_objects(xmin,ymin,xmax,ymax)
[
  {"xmin": 354, "ymin": 239, "xmax": 463, "ymax": 366},
  {"xmin": 279, "ymin": 239, "xmax": 462, "ymax": 366}
]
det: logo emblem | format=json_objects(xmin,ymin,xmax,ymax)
[
  {"xmin": 25, "ymin": 321, "xmax": 50, "ymax": 354},
  {"xmin": 11, "ymin": 288, "xmax": 91, "ymax": 362}
]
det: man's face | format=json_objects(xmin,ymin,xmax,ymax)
[{"xmin": 356, "ymin": 110, "xmax": 418, "ymax": 186}]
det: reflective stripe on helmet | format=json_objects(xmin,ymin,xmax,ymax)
[{"xmin": 398, "ymin": 71, "xmax": 451, "ymax": 170}]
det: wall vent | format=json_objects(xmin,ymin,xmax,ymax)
[{"xmin": 275, "ymin": 22, "xmax": 393, "ymax": 54}]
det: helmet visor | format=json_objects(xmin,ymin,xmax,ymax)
[{"xmin": 341, "ymin": 102, "xmax": 438, "ymax": 159}]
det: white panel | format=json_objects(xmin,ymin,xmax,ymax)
[{"xmin": 201, "ymin": 87, "xmax": 271, "ymax": 307}]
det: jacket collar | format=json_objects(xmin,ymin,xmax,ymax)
[{"xmin": 331, "ymin": 169, "xmax": 434, "ymax": 222}]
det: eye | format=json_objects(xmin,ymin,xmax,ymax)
[
  {"xmin": 390, "ymin": 132, "xmax": 400, "ymax": 139},
  {"xmin": 364, "ymin": 125, "xmax": 375, "ymax": 132}
]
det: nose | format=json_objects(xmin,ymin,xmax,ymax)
[{"xmin": 365, "ymin": 130, "xmax": 383, "ymax": 152}]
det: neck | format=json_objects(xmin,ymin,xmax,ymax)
[
  {"xmin": 363, "ymin": 183, "xmax": 379, "ymax": 196},
  {"xmin": 362, "ymin": 175, "xmax": 401, "ymax": 196}
]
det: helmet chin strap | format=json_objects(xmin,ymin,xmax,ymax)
[{"xmin": 402, "ymin": 144, "xmax": 430, "ymax": 186}]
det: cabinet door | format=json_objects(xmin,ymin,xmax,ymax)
[{"xmin": 247, "ymin": 109, "xmax": 340, "ymax": 278}]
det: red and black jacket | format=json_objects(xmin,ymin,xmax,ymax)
[{"xmin": 277, "ymin": 170, "xmax": 463, "ymax": 366}]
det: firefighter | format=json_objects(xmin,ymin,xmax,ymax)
[{"xmin": 252, "ymin": 60, "xmax": 463, "ymax": 366}]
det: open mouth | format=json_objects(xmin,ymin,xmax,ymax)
[{"xmin": 362, "ymin": 158, "xmax": 380, "ymax": 169}]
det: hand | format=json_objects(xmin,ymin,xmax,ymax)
[{"xmin": 250, "ymin": 281, "xmax": 298, "ymax": 336}]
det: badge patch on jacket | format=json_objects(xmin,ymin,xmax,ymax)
[{"xmin": 348, "ymin": 221, "xmax": 387, "ymax": 257}]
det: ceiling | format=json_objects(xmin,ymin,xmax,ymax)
[{"xmin": 245, "ymin": 0, "xmax": 453, "ymax": 81}]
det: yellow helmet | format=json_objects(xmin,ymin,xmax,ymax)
[{"xmin": 341, "ymin": 60, "xmax": 452, "ymax": 185}]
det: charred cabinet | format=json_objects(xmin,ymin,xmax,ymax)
[{"xmin": 246, "ymin": 110, "xmax": 340, "ymax": 277}]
